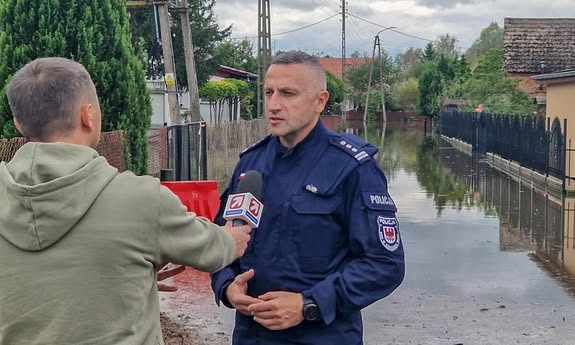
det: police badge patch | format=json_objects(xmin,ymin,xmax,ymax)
[{"xmin": 377, "ymin": 216, "xmax": 400, "ymax": 251}]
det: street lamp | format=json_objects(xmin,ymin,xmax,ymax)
[{"xmin": 363, "ymin": 26, "xmax": 397, "ymax": 140}]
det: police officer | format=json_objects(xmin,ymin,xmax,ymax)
[{"xmin": 211, "ymin": 51, "xmax": 405, "ymax": 345}]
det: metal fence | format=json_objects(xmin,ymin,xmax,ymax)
[
  {"xmin": 165, "ymin": 119, "xmax": 267, "ymax": 186},
  {"xmin": 167, "ymin": 122, "xmax": 208, "ymax": 181},
  {"xmin": 441, "ymin": 111, "xmax": 566, "ymax": 180}
]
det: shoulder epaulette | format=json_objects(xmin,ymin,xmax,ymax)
[
  {"xmin": 328, "ymin": 133, "xmax": 376, "ymax": 164},
  {"xmin": 240, "ymin": 135, "xmax": 272, "ymax": 157}
]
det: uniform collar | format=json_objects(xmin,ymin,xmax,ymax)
[{"xmin": 274, "ymin": 120, "xmax": 325, "ymax": 159}]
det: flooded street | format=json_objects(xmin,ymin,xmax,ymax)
[
  {"xmin": 161, "ymin": 129, "xmax": 575, "ymax": 344},
  {"xmin": 364, "ymin": 130, "xmax": 575, "ymax": 344}
]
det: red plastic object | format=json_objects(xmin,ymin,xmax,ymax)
[{"xmin": 161, "ymin": 181, "xmax": 220, "ymax": 221}]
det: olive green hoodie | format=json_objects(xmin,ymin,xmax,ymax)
[{"xmin": 0, "ymin": 142, "xmax": 236, "ymax": 345}]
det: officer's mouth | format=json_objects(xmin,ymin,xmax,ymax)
[{"xmin": 269, "ymin": 116, "xmax": 284, "ymax": 125}]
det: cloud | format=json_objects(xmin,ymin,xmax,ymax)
[
  {"xmin": 414, "ymin": 0, "xmax": 478, "ymax": 9},
  {"xmin": 215, "ymin": 0, "xmax": 575, "ymax": 57}
]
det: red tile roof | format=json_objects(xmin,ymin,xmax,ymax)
[{"xmin": 319, "ymin": 57, "xmax": 372, "ymax": 79}]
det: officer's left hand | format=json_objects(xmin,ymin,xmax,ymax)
[{"xmin": 248, "ymin": 291, "xmax": 304, "ymax": 330}]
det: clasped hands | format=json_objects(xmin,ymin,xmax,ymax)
[{"xmin": 225, "ymin": 269, "xmax": 306, "ymax": 331}]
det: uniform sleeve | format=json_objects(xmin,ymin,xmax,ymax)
[
  {"xmin": 156, "ymin": 184, "xmax": 237, "ymax": 273},
  {"xmin": 302, "ymin": 160, "xmax": 405, "ymax": 325},
  {"xmin": 210, "ymin": 183, "xmax": 242, "ymax": 308}
]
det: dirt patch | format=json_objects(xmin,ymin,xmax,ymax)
[
  {"xmin": 161, "ymin": 312, "xmax": 196, "ymax": 345},
  {"xmin": 159, "ymin": 267, "xmax": 233, "ymax": 345}
]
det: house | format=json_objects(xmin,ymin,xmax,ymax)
[
  {"xmin": 504, "ymin": 18, "xmax": 575, "ymax": 114},
  {"xmin": 531, "ymin": 69, "xmax": 575, "ymax": 188},
  {"xmin": 148, "ymin": 65, "xmax": 257, "ymax": 126},
  {"xmin": 318, "ymin": 57, "xmax": 372, "ymax": 80}
]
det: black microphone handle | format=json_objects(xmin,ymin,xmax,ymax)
[{"xmin": 232, "ymin": 219, "xmax": 248, "ymax": 227}]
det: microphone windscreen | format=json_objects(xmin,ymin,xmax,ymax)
[{"xmin": 236, "ymin": 171, "xmax": 263, "ymax": 199}]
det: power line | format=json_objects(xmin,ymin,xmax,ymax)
[
  {"xmin": 231, "ymin": 12, "xmax": 341, "ymax": 39},
  {"xmin": 311, "ymin": 0, "xmax": 335, "ymax": 17},
  {"xmin": 347, "ymin": 12, "xmax": 434, "ymax": 43},
  {"xmin": 318, "ymin": 0, "xmax": 342, "ymax": 14},
  {"xmin": 274, "ymin": 12, "xmax": 341, "ymax": 36}
]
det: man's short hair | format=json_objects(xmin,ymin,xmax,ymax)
[
  {"xmin": 6, "ymin": 57, "xmax": 95, "ymax": 140},
  {"xmin": 270, "ymin": 51, "xmax": 327, "ymax": 90}
]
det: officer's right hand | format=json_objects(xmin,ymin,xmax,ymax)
[
  {"xmin": 222, "ymin": 221, "xmax": 253, "ymax": 258},
  {"xmin": 226, "ymin": 269, "xmax": 261, "ymax": 316}
]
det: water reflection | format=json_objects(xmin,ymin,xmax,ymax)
[{"xmin": 413, "ymin": 133, "xmax": 575, "ymax": 294}]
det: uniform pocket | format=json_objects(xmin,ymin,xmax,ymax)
[{"xmin": 290, "ymin": 193, "xmax": 343, "ymax": 273}]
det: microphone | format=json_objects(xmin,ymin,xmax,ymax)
[{"xmin": 223, "ymin": 170, "xmax": 264, "ymax": 228}]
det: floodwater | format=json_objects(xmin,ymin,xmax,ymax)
[
  {"xmin": 364, "ymin": 130, "xmax": 575, "ymax": 345},
  {"xmin": 160, "ymin": 129, "xmax": 575, "ymax": 345}
]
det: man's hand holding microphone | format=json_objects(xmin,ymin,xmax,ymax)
[
  {"xmin": 221, "ymin": 171, "xmax": 265, "ymax": 314},
  {"xmin": 222, "ymin": 170, "xmax": 263, "ymax": 259}
]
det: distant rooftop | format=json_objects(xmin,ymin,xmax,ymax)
[
  {"xmin": 504, "ymin": 18, "xmax": 575, "ymax": 74},
  {"xmin": 318, "ymin": 57, "xmax": 372, "ymax": 79}
]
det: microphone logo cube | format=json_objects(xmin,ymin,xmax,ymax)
[
  {"xmin": 229, "ymin": 195, "xmax": 245, "ymax": 210},
  {"xmin": 223, "ymin": 192, "xmax": 263, "ymax": 228}
]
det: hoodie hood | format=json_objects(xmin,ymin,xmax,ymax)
[{"xmin": 0, "ymin": 142, "xmax": 117, "ymax": 251}]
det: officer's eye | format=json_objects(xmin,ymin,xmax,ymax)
[{"xmin": 264, "ymin": 90, "xmax": 273, "ymax": 96}]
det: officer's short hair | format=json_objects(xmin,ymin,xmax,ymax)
[
  {"xmin": 6, "ymin": 57, "xmax": 96, "ymax": 140},
  {"xmin": 270, "ymin": 51, "xmax": 327, "ymax": 91}
]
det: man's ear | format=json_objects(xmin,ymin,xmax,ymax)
[
  {"xmin": 13, "ymin": 119, "xmax": 24, "ymax": 136},
  {"xmin": 315, "ymin": 90, "xmax": 330, "ymax": 113},
  {"xmin": 79, "ymin": 103, "xmax": 94, "ymax": 131}
]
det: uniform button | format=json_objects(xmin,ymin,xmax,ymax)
[
  {"xmin": 340, "ymin": 140, "xmax": 346, "ymax": 145},
  {"xmin": 346, "ymin": 144, "xmax": 352, "ymax": 149},
  {"xmin": 352, "ymin": 148, "xmax": 358, "ymax": 152}
]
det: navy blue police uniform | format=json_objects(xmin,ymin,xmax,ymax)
[{"xmin": 211, "ymin": 121, "xmax": 405, "ymax": 345}]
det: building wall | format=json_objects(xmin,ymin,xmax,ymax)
[{"xmin": 546, "ymin": 82, "xmax": 575, "ymax": 187}]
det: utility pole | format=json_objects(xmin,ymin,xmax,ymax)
[
  {"xmin": 257, "ymin": 0, "xmax": 272, "ymax": 118},
  {"xmin": 177, "ymin": 0, "xmax": 202, "ymax": 122},
  {"xmin": 341, "ymin": 0, "xmax": 347, "ymax": 123},
  {"xmin": 128, "ymin": 0, "xmax": 180, "ymax": 124},
  {"xmin": 341, "ymin": 0, "xmax": 346, "ymax": 83},
  {"xmin": 363, "ymin": 27, "xmax": 396, "ymax": 140},
  {"xmin": 156, "ymin": 3, "xmax": 181, "ymax": 124}
]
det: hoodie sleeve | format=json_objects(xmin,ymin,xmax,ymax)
[{"xmin": 156, "ymin": 184, "xmax": 237, "ymax": 272}]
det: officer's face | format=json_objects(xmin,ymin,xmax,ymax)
[{"xmin": 264, "ymin": 63, "xmax": 329, "ymax": 148}]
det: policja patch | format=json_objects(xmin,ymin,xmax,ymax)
[{"xmin": 377, "ymin": 216, "xmax": 400, "ymax": 252}]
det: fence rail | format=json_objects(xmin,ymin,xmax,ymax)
[{"xmin": 441, "ymin": 111, "xmax": 566, "ymax": 181}]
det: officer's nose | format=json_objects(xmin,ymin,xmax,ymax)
[{"xmin": 266, "ymin": 92, "xmax": 282, "ymax": 114}]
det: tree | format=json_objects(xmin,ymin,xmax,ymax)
[
  {"xmin": 351, "ymin": 50, "xmax": 362, "ymax": 58},
  {"xmin": 423, "ymin": 43, "xmax": 435, "ymax": 61},
  {"xmin": 213, "ymin": 39, "xmax": 257, "ymax": 73},
  {"xmin": 199, "ymin": 78, "xmax": 249, "ymax": 122},
  {"xmin": 465, "ymin": 22, "xmax": 504, "ymax": 67},
  {"xmin": 454, "ymin": 48, "xmax": 535, "ymax": 115},
  {"xmin": 129, "ymin": 0, "xmax": 231, "ymax": 88},
  {"xmin": 393, "ymin": 78, "xmax": 419, "ymax": 111},
  {"xmin": 395, "ymin": 47, "xmax": 424, "ymax": 79},
  {"xmin": 345, "ymin": 51, "xmax": 399, "ymax": 111},
  {"xmin": 325, "ymin": 71, "xmax": 344, "ymax": 115},
  {"xmin": 417, "ymin": 62, "xmax": 447, "ymax": 116},
  {"xmin": 434, "ymin": 34, "xmax": 459, "ymax": 60},
  {"xmin": 173, "ymin": 0, "xmax": 231, "ymax": 88},
  {"xmin": 0, "ymin": 0, "xmax": 152, "ymax": 175}
]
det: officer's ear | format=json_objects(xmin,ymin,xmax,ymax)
[{"xmin": 315, "ymin": 90, "xmax": 330, "ymax": 113}]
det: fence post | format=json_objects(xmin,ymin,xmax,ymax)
[
  {"xmin": 200, "ymin": 122, "xmax": 208, "ymax": 180},
  {"xmin": 563, "ymin": 118, "xmax": 568, "ymax": 196}
]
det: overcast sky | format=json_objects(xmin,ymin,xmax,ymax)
[{"xmin": 214, "ymin": 0, "xmax": 575, "ymax": 57}]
